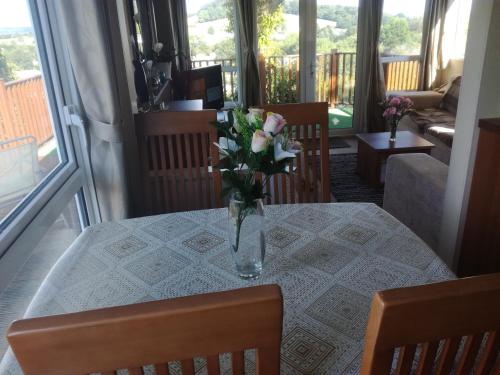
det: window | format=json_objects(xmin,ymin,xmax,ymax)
[
  {"xmin": 442, "ymin": 0, "xmax": 472, "ymax": 60},
  {"xmin": 186, "ymin": 0, "xmax": 239, "ymax": 104},
  {"xmin": 257, "ymin": 0, "xmax": 300, "ymax": 104},
  {"xmin": 0, "ymin": 194, "xmax": 81, "ymax": 355},
  {"xmin": 381, "ymin": 0, "xmax": 426, "ymax": 91},
  {"xmin": 315, "ymin": 0, "xmax": 359, "ymax": 130},
  {"xmin": 0, "ymin": 0, "xmax": 66, "ymax": 223},
  {"xmin": 0, "ymin": 0, "xmax": 94, "ymax": 292}
]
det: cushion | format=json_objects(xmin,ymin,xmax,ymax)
[
  {"xmin": 425, "ymin": 124, "xmax": 455, "ymax": 147},
  {"xmin": 440, "ymin": 76, "xmax": 462, "ymax": 115},
  {"xmin": 408, "ymin": 108, "xmax": 455, "ymax": 133}
]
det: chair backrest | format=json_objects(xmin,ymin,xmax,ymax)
[
  {"xmin": 262, "ymin": 102, "xmax": 331, "ymax": 204},
  {"xmin": 8, "ymin": 285, "xmax": 283, "ymax": 375},
  {"xmin": 361, "ymin": 273, "xmax": 500, "ymax": 374},
  {"xmin": 135, "ymin": 110, "xmax": 222, "ymax": 215}
]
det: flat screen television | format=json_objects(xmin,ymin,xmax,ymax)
[{"xmin": 177, "ymin": 65, "xmax": 224, "ymax": 110}]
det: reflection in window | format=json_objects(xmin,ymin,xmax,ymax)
[
  {"xmin": 0, "ymin": 0, "xmax": 62, "ymax": 223},
  {"xmin": 0, "ymin": 195, "xmax": 82, "ymax": 356}
]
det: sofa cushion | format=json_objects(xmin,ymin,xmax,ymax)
[
  {"xmin": 408, "ymin": 108, "xmax": 455, "ymax": 133},
  {"xmin": 425, "ymin": 124, "xmax": 455, "ymax": 147},
  {"xmin": 440, "ymin": 76, "xmax": 461, "ymax": 115}
]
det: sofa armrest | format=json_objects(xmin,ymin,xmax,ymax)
[
  {"xmin": 383, "ymin": 153, "xmax": 448, "ymax": 251},
  {"xmin": 387, "ymin": 90, "xmax": 444, "ymax": 110}
]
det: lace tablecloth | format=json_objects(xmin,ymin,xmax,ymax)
[{"xmin": 1, "ymin": 203, "xmax": 454, "ymax": 374}]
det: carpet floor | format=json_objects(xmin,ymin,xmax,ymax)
[
  {"xmin": 329, "ymin": 153, "xmax": 385, "ymax": 207},
  {"xmin": 329, "ymin": 137, "xmax": 351, "ymax": 149}
]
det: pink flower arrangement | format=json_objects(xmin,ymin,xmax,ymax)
[{"xmin": 381, "ymin": 95, "xmax": 413, "ymax": 124}]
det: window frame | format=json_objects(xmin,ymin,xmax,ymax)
[{"xmin": 0, "ymin": 0, "xmax": 98, "ymax": 291}]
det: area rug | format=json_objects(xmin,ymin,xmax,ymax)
[
  {"xmin": 329, "ymin": 137, "xmax": 351, "ymax": 149},
  {"xmin": 329, "ymin": 153, "xmax": 385, "ymax": 207}
]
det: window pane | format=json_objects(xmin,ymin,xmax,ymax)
[
  {"xmin": 315, "ymin": 0, "xmax": 359, "ymax": 129},
  {"xmin": 258, "ymin": 0, "xmax": 300, "ymax": 104},
  {"xmin": 381, "ymin": 0, "xmax": 426, "ymax": 91},
  {"xmin": 186, "ymin": 0, "xmax": 239, "ymax": 104},
  {"xmin": 0, "ymin": 0, "xmax": 67, "ymax": 222},
  {"xmin": 0, "ymin": 195, "xmax": 81, "ymax": 356}
]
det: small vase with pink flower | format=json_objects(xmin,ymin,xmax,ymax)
[{"xmin": 381, "ymin": 95, "xmax": 414, "ymax": 142}]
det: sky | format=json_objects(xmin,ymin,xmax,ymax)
[
  {"xmin": 0, "ymin": 0, "xmax": 425, "ymax": 29},
  {"xmin": 187, "ymin": 0, "xmax": 426, "ymax": 18},
  {"xmin": 0, "ymin": 0, "xmax": 32, "ymax": 28}
]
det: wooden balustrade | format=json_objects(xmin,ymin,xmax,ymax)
[
  {"xmin": 0, "ymin": 75, "xmax": 52, "ymax": 148},
  {"xmin": 381, "ymin": 55, "xmax": 420, "ymax": 91},
  {"xmin": 192, "ymin": 52, "xmax": 421, "ymax": 106}
]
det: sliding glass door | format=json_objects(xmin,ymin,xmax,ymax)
[
  {"xmin": 257, "ymin": 0, "xmax": 300, "ymax": 104},
  {"xmin": 314, "ymin": 0, "xmax": 359, "ymax": 132}
]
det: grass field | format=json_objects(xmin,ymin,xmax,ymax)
[{"xmin": 329, "ymin": 105, "xmax": 353, "ymax": 129}]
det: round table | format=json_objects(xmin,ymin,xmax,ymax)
[{"xmin": 1, "ymin": 203, "xmax": 454, "ymax": 374}]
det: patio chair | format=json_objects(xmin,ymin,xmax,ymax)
[
  {"xmin": 135, "ymin": 110, "xmax": 222, "ymax": 215},
  {"xmin": 361, "ymin": 273, "xmax": 500, "ymax": 374},
  {"xmin": 262, "ymin": 102, "xmax": 331, "ymax": 204},
  {"xmin": 7, "ymin": 285, "xmax": 283, "ymax": 375}
]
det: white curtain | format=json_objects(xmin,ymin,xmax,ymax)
[{"xmin": 59, "ymin": 0, "xmax": 139, "ymax": 221}]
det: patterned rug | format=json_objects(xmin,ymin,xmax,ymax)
[
  {"xmin": 329, "ymin": 153, "xmax": 385, "ymax": 207},
  {"xmin": 329, "ymin": 137, "xmax": 350, "ymax": 149}
]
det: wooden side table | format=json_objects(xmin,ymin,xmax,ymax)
[{"xmin": 356, "ymin": 131, "xmax": 435, "ymax": 187}]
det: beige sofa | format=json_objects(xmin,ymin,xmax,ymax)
[{"xmin": 391, "ymin": 76, "xmax": 461, "ymax": 165}]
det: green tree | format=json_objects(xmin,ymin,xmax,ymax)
[
  {"xmin": 213, "ymin": 38, "xmax": 236, "ymax": 59},
  {"xmin": 197, "ymin": 1, "xmax": 226, "ymax": 22},
  {"xmin": 190, "ymin": 35, "xmax": 212, "ymax": 58},
  {"xmin": 2, "ymin": 43, "xmax": 38, "ymax": 71},
  {"xmin": 0, "ymin": 48, "xmax": 15, "ymax": 81},
  {"xmin": 225, "ymin": 0, "xmax": 285, "ymax": 57},
  {"xmin": 380, "ymin": 16, "xmax": 412, "ymax": 54}
]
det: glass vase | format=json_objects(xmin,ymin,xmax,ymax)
[
  {"xmin": 389, "ymin": 121, "xmax": 398, "ymax": 142},
  {"xmin": 228, "ymin": 194, "xmax": 265, "ymax": 280}
]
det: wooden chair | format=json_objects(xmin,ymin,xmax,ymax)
[
  {"xmin": 7, "ymin": 285, "xmax": 283, "ymax": 375},
  {"xmin": 135, "ymin": 110, "xmax": 222, "ymax": 215},
  {"xmin": 361, "ymin": 273, "xmax": 500, "ymax": 374},
  {"xmin": 262, "ymin": 102, "xmax": 331, "ymax": 204}
]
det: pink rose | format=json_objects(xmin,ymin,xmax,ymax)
[
  {"xmin": 383, "ymin": 107, "xmax": 397, "ymax": 119},
  {"xmin": 402, "ymin": 97, "xmax": 413, "ymax": 108},
  {"xmin": 389, "ymin": 97, "xmax": 401, "ymax": 106},
  {"xmin": 251, "ymin": 130, "xmax": 273, "ymax": 153},
  {"xmin": 263, "ymin": 112, "xmax": 286, "ymax": 134}
]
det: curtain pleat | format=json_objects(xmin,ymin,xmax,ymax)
[
  {"xmin": 60, "ymin": 1, "xmax": 138, "ymax": 221},
  {"xmin": 352, "ymin": 0, "xmax": 386, "ymax": 133}
]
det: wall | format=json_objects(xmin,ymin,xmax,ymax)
[{"xmin": 439, "ymin": 0, "xmax": 500, "ymax": 269}]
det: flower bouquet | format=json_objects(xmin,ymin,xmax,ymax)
[
  {"xmin": 213, "ymin": 108, "xmax": 302, "ymax": 279},
  {"xmin": 380, "ymin": 95, "xmax": 414, "ymax": 141}
]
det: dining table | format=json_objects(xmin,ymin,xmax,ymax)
[{"xmin": 0, "ymin": 203, "xmax": 455, "ymax": 374}]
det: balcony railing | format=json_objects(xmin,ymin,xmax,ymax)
[
  {"xmin": 191, "ymin": 52, "xmax": 421, "ymax": 106},
  {"xmin": 382, "ymin": 54, "xmax": 420, "ymax": 91},
  {"xmin": 0, "ymin": 75, "xmax": 52, "ymax": 149}
]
